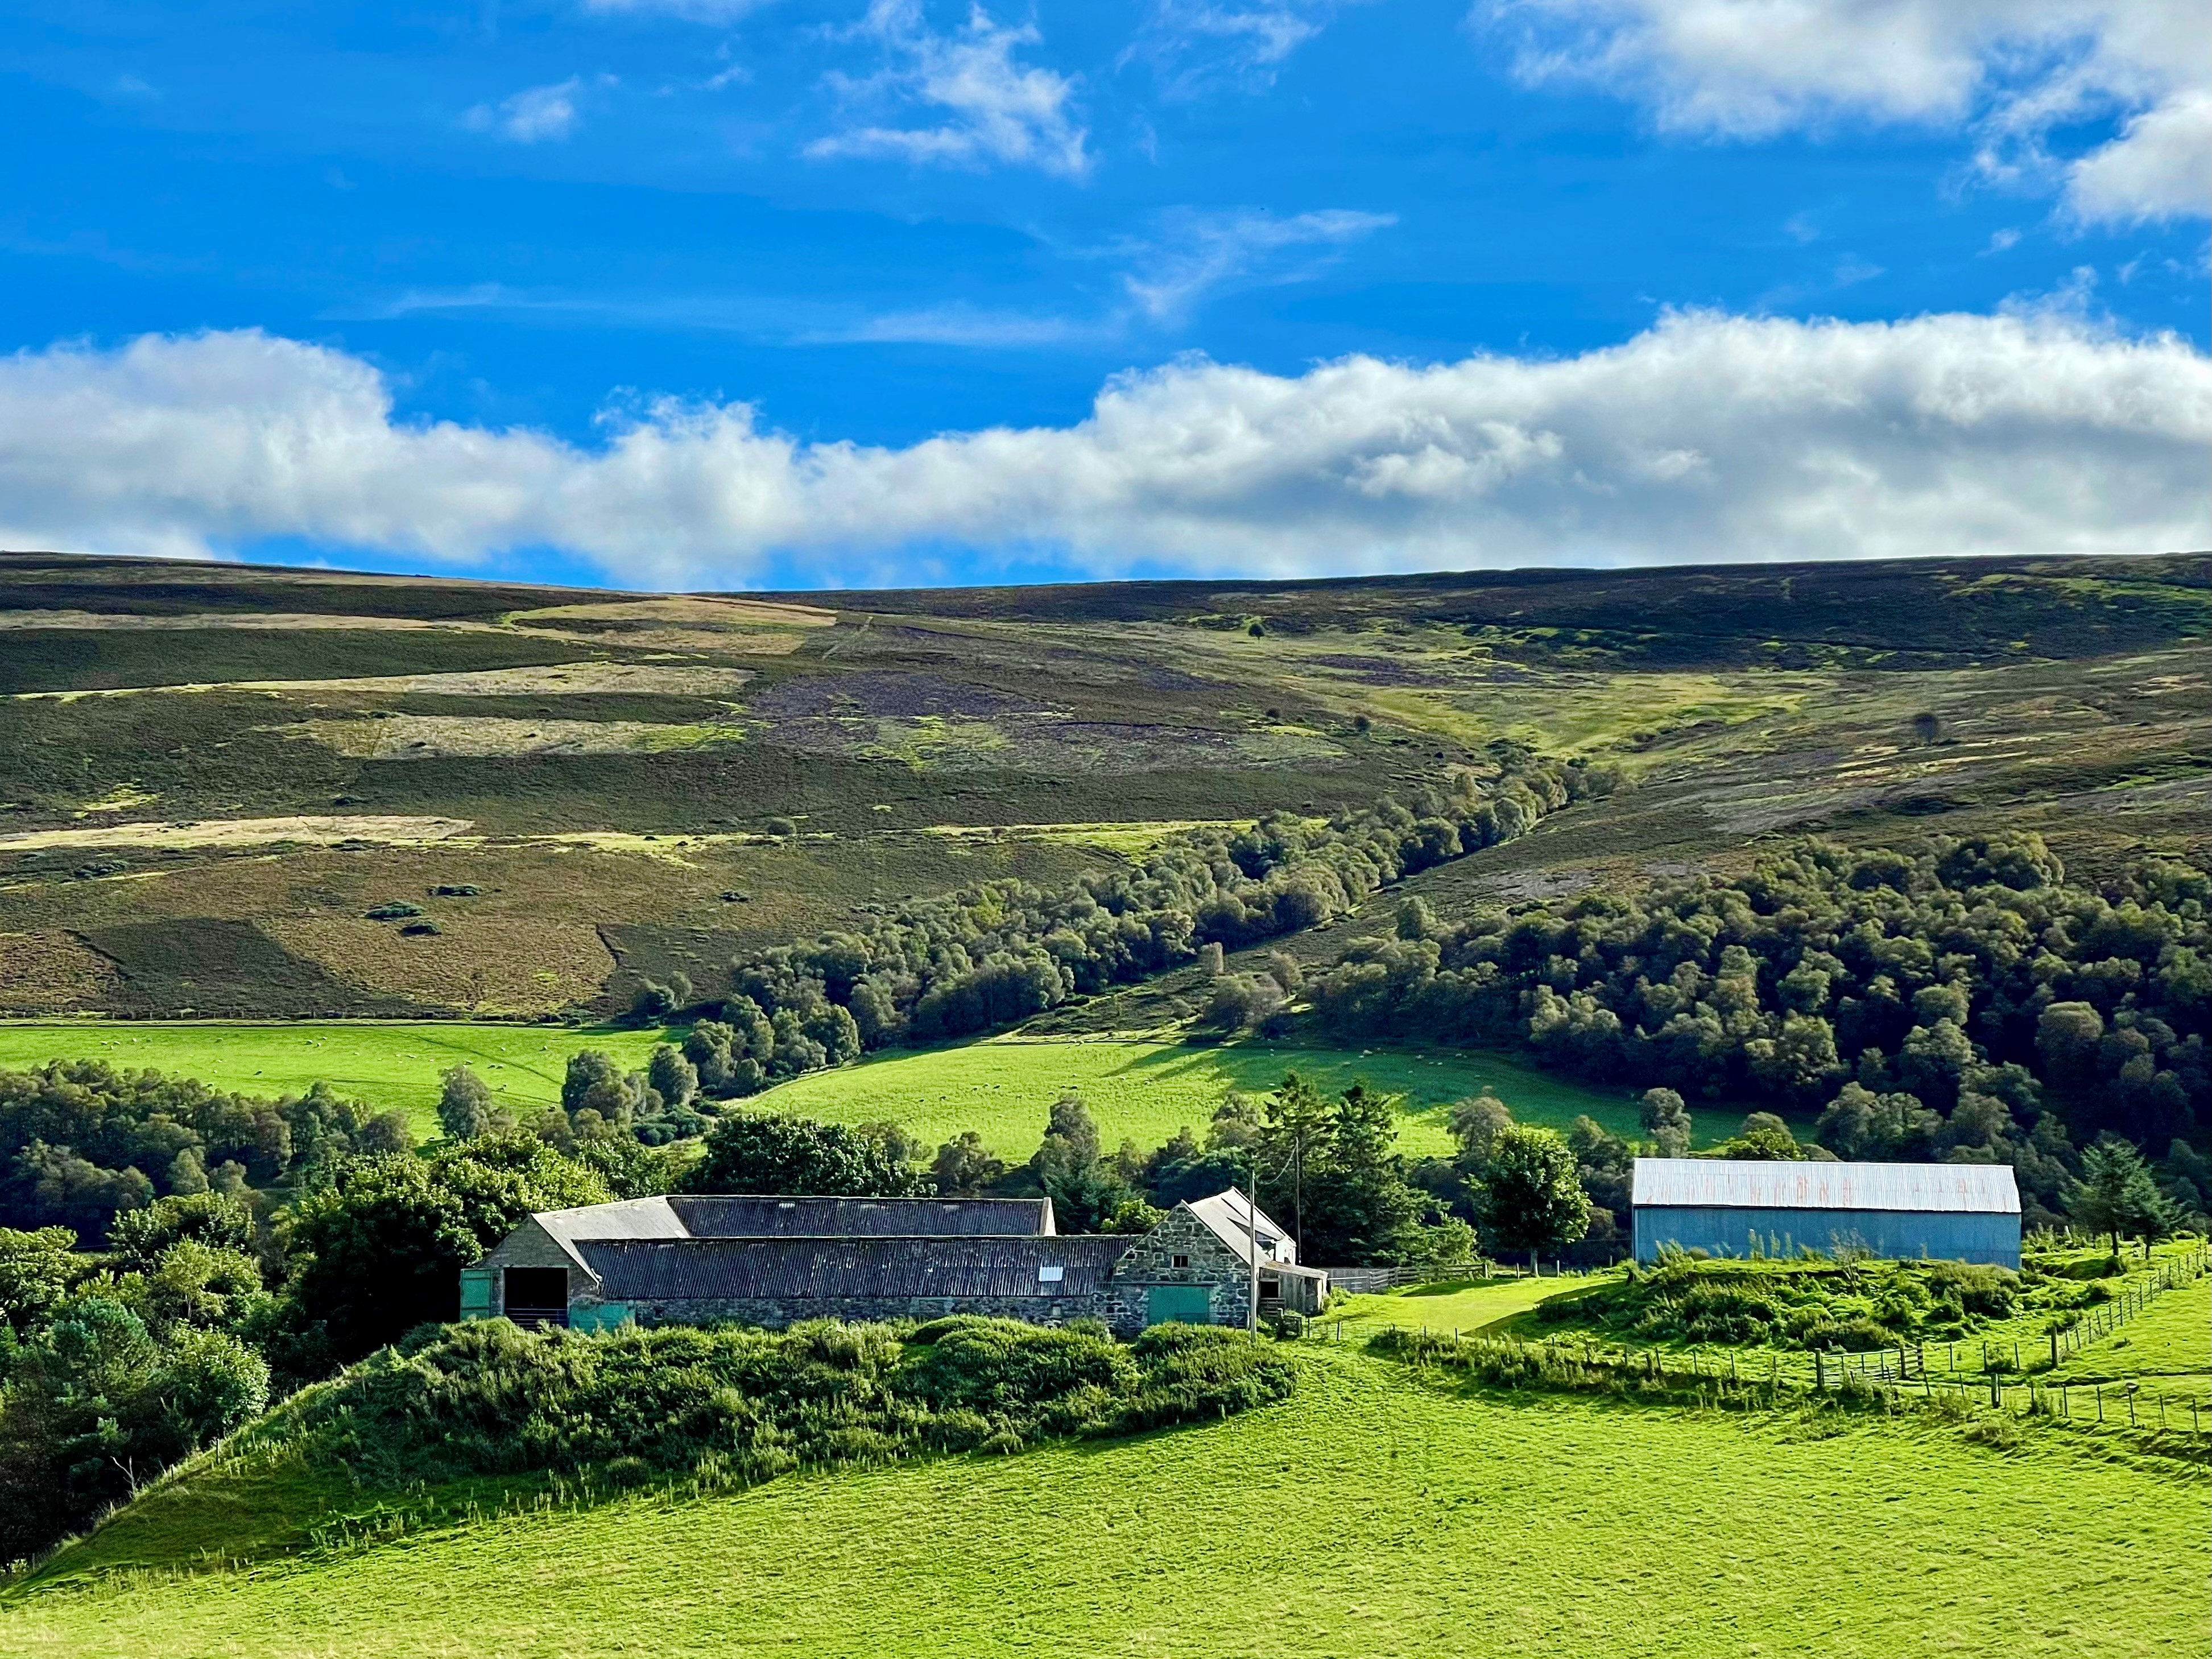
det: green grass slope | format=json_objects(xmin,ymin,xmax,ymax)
[
  {"xmin": 0, "ymin": 1023, "xmax": 1715, "ymax": 1159},
  {"xmin": 751, "ymin": 1035, "xmax": 1736, "ymax": 1162},
  {"xmin": 2045, "ymin": 1277, "xmax": 2212, "ymax": 1410},
  {"xmin": 9, "ymin": 1352, "xmax": 2204, "ymax": 1658},
  {"xmin": 0, "ymin": 1022, "xmax": 680, "ymax": 1142}
]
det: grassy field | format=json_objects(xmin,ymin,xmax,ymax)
[
  {"xmin": 1325, "ymin": 1273, "xmax": 1582, "ymax": 1334},
  {"xmin": 8, "ymin": 1349, "xmax": 2203, "ymax": 1658},
  {"xmin": 2045, "ymin": 1276, "xmax": 2212, "ymax": 1412},
  {"xmin": 0, "ymin": 1021, "xmax": 680, "ymax": 1141},
  {"xmin": 0, "ymin": 1021, "xmax": 1701, "ymax": 1159},
  {"xmin": 1470, "ymin": 1245, "xmax": 2211, "ymax": 1410},
  {"xmin": 754, "ymin": 1035, "xmax": 1734, "ymax": 1162}
]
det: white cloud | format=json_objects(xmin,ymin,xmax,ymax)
[
  {"xmin": 0, "ymin": 314, "xmax": 2203, "ymax": 586},
  {"xmin": 1120, "ymin": 208, "xmax": 1397, "ymax": 321},
  {"xmin": 1131, "ymin": 2, "xmax": 1364, "ymax": 94},
  {"xmin": 805, "ymin": 1, "xmax": 1089, "ymax": 178},
  {"xmin": 799, "ymin": 304, "xmax": 1091, "ymax": 346},
  {"xmin": 1481, "ymin": 0, "xmax": 2210, "ymax": 224},
  {"xmin": 2065, "ymin": 89, "xmax": 2212, "ymax": 225},
  {"xmin": 464, "ymin": 78, "xmax": 588, "ymax": 143},
  {"xmin": 582, "ymin": 0, "xmax": 767, "ymax": 20}
]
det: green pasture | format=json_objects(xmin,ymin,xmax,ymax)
[
  {"xmin": 10, "ymin": 1350, "xmax": 2203, "ymax": 1658},
  {"xmin": 1325, "ymin": 1273, "xmax": 1582, "ymax": 1335},
  {"xmin": 1467, "ymin": 1244, "xmax": 2210, "ymax": 1413},
  {"xmin": 0, "ymin": 1021, "xmax": 1754, "ymax": 1160},
  {"xmin": 755, "ymin": 1035, "xmax": 1727, "ymax": 1162},
  {"xmin": 2044, "ymin": 1276, "xmax": 2212, "ymax": 1412},
  {"xmin": 0, "ymin": 1022, "xmax": 680, "ymax": 1141}
]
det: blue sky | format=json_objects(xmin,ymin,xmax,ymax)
[{"xmin": 0, "ymin": 0, "xmax": 2205, "ymax": 589}]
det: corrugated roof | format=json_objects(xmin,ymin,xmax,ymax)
[
  {"xmin": 1186, "ymin": 1189, "xmax": 1296, "ymax": 1264},
  {"xmin": 1632, "ymin": 1159, "xmax": 2020, "ymax": 1215},
  {"xmin": 576, "ymin": 1235, "xmax": 1130, "ymax": 1301},
  {"xmin": 667, "ymin": 1196, "xmax": 1055, "ymax": 1239}
]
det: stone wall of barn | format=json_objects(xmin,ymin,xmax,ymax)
[
  {"xmin": 1099, "ymin": 1208, "xmax": 1254, "ymax": 1328},
  {"xmin": 472, "ymin": 1218, "xmax": 590, "ymax": 1317},
  {"xmin": 568, "ymin": 1291, "xmax": 1134, "ymax": 1334}
]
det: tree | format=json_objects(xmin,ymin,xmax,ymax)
[
  {"xmin": 1637, "ymin": 1088, "xmax": 1692, "ymax": 1157},
  {"xmin": 0, "ymin": 1298, "xmax": 267, "ymax": 1564},
  {"xmin": 1295, "ymin": 1083, "xmax": 1427, "ymax": 1266},
  {"xmin": 437, "ymin": 1065, "xmax": 496, "ymax": 1141},
  {"xmin": 1477, "ymin": 1125, "xmax": 1591, "ymax": 1272},
  {"xmin": 932, "ymin": 1132, "xmax": 1008, "ymax": 1198},
  {"xmin": 1705, "ymin": 1112, "xmax": 1812, "ymax": 1161},
  {"xmin": 1449, "ymin": 1093, "xmax": 1515, "ymax": 1167},
  {"xmin": 646, "ymin": 1046, "xmax": 700, "ymax": 1110},
  {"xmin": 561, "ymin": 1051, "xmax": 634, "ymax": 1122},
  {"xmin": 683, "ymin": 1113, "xmax": 928, "ymax": 1198},
  {"xmin": 1030, "ymin": 1094, "xmax": 1132, "ymax": 1232},
  {"xmin": 108, "ymin": 1191, "xmax": 255, "ymax": 1268},
  {"xmin": 1259, "ymin": 1071, "xmax": 1331, "ymax": 1248},
  {"xmin": 1566, "ymin": 1115, "xmax": 1635, "ymax": 1223},
  {"xmin": 278, "ymin": 1137, "xmax": 609, "ymax": 1367},
  {"xmin": 0, "ymin": 1225, "xmax": 79, "ymax": 1336},
  {"xmin": 2068, "ymin": 1140, "xmax": 2176, "ymax": 1257}
]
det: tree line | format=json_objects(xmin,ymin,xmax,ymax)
[
  {"xmin": 1306, "ymin": 835, "xmax": 2210, "ymax": 1224},
  {"xmin": 644, "ymin": 752, "xmax": 1609, "ymax": 1094}
]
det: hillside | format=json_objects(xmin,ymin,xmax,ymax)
[
  {"xmin": 3, "ymin": 550, "xmax": 2206, "ymax": 1022},
  {"xmin": 6, "ymin": 1347, "xmax": 2203, "ymax": 1658}
]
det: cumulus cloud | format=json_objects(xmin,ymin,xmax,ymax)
[
  {"xmin": 1483, "ymin": 0, "xmax": 2209, "ymax": 224},
  {"xmin": 806, "ymin": 1, "xmax": 1089, "ymax": 178},
  {"xmin": 0, "ymin": 313, "xmax": 2203, "ymax": 587},
  {"xmin": 464, "ymin": 78, "xmax": 588, "ymax": 143},
  {"xmin": 2065, "ymin": 89, "xmax": 2212, "ymax": 225}
]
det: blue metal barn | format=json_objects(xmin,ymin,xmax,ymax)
[{"xmin": 1631, "ymin": 1159, "xmax": 2022, "ymax": 1269}]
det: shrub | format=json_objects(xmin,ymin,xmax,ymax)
[{"xmin": 251, "ymin": 1317, "xmax": 1293, "ymax": 1495}]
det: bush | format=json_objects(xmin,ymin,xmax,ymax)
[
  {"xmin": 683, "ymin": 1113, "xmax": 928, "ymax": 1198},
  {"xmin": 249, "ymin": 1316, "xmax": 1294, "ymax": 1494},
  {"xmin": 1541, "ymin": 1257, "xmax": 2041, "ymax": 1353}
]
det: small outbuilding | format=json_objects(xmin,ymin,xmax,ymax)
[
  {"xmin": 1631, "ymin": 1158, "xmax": 2021, "ymax": 1269},
  {"xmin": 463, "ymin": 1187, "xmax": 1328, "ymax": 1336}
]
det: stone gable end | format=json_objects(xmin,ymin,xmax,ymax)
[{"xmin": 1106, "ymin": 1206, "xmax": 1254, "ymax": 1328}]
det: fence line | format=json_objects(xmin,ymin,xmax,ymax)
[
  {"xmin": 1346, "ymin": 1322, "xmax": 2211, "ymax": 1441},
  {"xmin": 1319, "ymin": 1244, "xmax": 2211, "ymax": 1441},
  {"xmin": 1817, "ymin": 1245, "xmax": 2210, "ymax": 1388}
]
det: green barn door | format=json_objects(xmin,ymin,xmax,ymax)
[{"xmin": 1146, "ymin": 1285, "xmax": 1215, "ymax": 1326}]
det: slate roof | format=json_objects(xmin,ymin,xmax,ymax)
[
  {"xmin": 1632, "ymin": 1158, "xmax": 2021, "ymax": 1215},
  {"xmin": 1186, "ymin": 1189, "xmax": 1297, "ymax": 1264},
  {"xmin": 520, "ymin": 1194, "xmax": 1057, "ymax": 1276},
  {"xmin": 669, "ymin": 1196, "xmax": 1056, "ymax": 1238},
  {"xmin": 574, "ymin": 1235, "xmax": 1131, "ymax": 1301}
]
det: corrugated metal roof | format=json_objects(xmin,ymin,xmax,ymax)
[
  {"xmin": 576, "ymin": 1235, "xmax": 1130, "ymax": 1301},
  {"xmin": 1632, "ymin": 1158, "xmax": 2020, "ymax": 1215},
  {"xmin": 1185, "ymin": 1190, "xmax": 1296, "ymax": 1264},
  {"xmin": 667, "ymin": 1196, "xmax": 1056, "ymax": 1239}
]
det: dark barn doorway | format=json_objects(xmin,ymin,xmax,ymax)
[{"xmin": 504, "ymin": 1266, "xmax": 569, "ymax": 1328}]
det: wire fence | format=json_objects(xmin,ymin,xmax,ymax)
[
  {"xmin": 1311, "ymin": 1243, "xmax": 2211, "ymax": 1443},
  {"xmin": 1817, "ymin": 1244, "xmax": 2209, "ymax": 1387}
]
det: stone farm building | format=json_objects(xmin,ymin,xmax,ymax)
[
  {"xmin": 1631, "ymin": 1158, "xmax": 2023, "ymax": 1269},
  {"xmin": 464, "ymin": 1190, "xmax": 1328, "ymax": 1335}
]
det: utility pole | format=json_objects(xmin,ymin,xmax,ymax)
[{"xmin": 1247, "ymin": 1157, "xmax": 1261, "ymax": 1338}]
